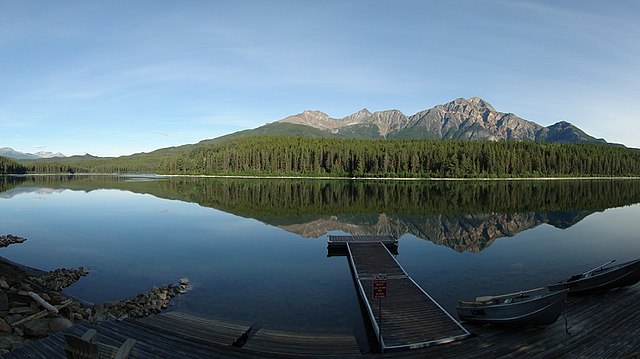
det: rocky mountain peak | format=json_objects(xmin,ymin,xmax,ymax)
[
  {"xmin": 34, "ymin": 151, "xmax": 66, "ymax": 159},
  {"xmin": 548, "ymin": 120, "xmax": 572, "ymax": 129},
  {"xmin": 440, "ymin": 97, "xmax": 494, "ymax": 114},
  {"xmin": 300, "ymin": 110, "xmax": 329, "ymax": 119},
  {"xmin": 371, "ymin": 110, "xmax": 409, "ymax": 137},
  {"xmin": 341, "ymin": 108, "xmax": 373, "ymax": 124},
  {"xmin": 467, "ymin": 96, "xmax": 496, "ymax": 111},
  {"xmin": 274, "ymin": 97, "xmax": 605, "ymax": 144},
  {"xmin": 280, "ymin": 110, "xmax": 335, "ymax": 130},
  {"xmin": 354, "ymin": 108, "xmax": 372, "ymax": 117},
  {"xmin": 0, "ymin": 147, "xmax": 66, "ymax": 160}
]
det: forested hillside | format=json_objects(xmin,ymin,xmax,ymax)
[
  {"xmin": 157, "ymin": 137, "xmax": 640, "ymax": 178},
  {"xmin": 12, "ymin": 137, "xmax": 640, "ymax": 178},
  {"xmin": 0, "ymin": 156, "xmax": 26, "ymax": 174},
  {"xmin": 18, "ymin": 145, "xmax": 193, "ymax": 174}
]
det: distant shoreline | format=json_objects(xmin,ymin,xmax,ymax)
[
  {"xmin": 157, "ymin": 174, "xmax": 640, "ymax": 181},
  {"xmin": 7, "ymin": 173, "xmax": 640, "ymax": 181}
]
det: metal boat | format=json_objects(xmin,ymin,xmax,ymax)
[
  {"xmin": 548, "ymin": 259, "xmax": 640, "ymax": 295},
  {"xmin": 456, "ymin": 287, "xmax": 568, "ymax": 326}
]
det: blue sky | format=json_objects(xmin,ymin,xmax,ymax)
[{"xmin": 1, "ymin": 0, "xmax": 639, "ymax": 156}]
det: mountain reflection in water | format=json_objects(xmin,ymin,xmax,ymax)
[{"xmin": 2, "ymin": 175, "xmax": 639, "ymax": 252}]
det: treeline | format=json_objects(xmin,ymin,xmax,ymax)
[
  {"xmin": 0, "ymin": 156, "xmax": 27, "ymax": 174},
  {"xmin": 19, "ymin": 162, "xmax": 80, "ymax": 174},
  {"xmin": 156, "ymin": 137, "xmax": 640, "ymax": 177},
  {"xmin": 6, "ymin": 175, "xmax": 640, "ymax": 252},
  {"xmin": 17, "ymin": 144, "xmax": 194, "ymax": 175},
  {"xmin": 10, "ymin": 136, "xmax": 640, "ymax": 177},
  {"xmin": 19, "ymin": 154, "xmax": 167, "ymax": 175},
  {"xmin": 4, "ymin": 175, "xmax": 640, "ymax": 220},
  {"xmin": 155, "ymin": 178, "xmax": 640, "ymax": 220}
]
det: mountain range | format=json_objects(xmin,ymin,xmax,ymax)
[
  {"xmin": 0, "ymin": 147, "xmax": 66, "ymax": 160},
  {"xmin": 272, "ymin": 97, "xmax": 607, "ymax": 143},
  {"xmin": 0, "ymin": 97, "xmax": 611, "ymax": 161}
]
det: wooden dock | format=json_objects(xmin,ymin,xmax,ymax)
[
  {"xmin": 4, "ymin": 285, "xmax": 640, "ymax": 358},
  {"xmin": 384, "ymin": 284, "xmax": 640, "ymax": 358},
  {"xmin": 328, "ymin": 235, "xmax": 398, "ymax": 257},
  {"xmin": 5, "ymin": 231, "xmax": 640, "ymax": 358},
  {"xmin": 328, "ymin": 235, "xmax": 398, "ymax": 248},
  {"xmin": 330, "ymin": 236, "xmax": 470, "ymax": 352},
  {"xmin": 1, "ymin": 311, "xmax": 360, "ymax": 359}
]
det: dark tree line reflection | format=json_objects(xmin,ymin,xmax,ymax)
[{"xmin": 3, "ymin": 176, "xmax": 639, "ymax": 251}]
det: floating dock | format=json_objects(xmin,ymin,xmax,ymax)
[
  {"xmin": 329, "ymin": 235, "xmax": 470, "ymax": 352},
  {"xmin": 328, "ymin": 235, "xmax": 398, "ymax": 248},
  {"xmin": 327, "ymin": 235, "xmax": 398, "ymax": 256}
]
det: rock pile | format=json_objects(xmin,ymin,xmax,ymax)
[
  {"xmin": 87, "ymin": 278, "xmax": 190, "ymax": 323},
  {"xmin": 0, "ymin": 235, "xmax": 26, "ymax": 248},
  {"xmin": 32, "ymin": 267, "xmax": 89, "ymax": 291},
  {"xmin": 1, "ymin": 267, "xmax": 190, "ymax": 354},
  {"xmin": 0, "ymin": 272, "xmax": 82, "ymax": 353}
]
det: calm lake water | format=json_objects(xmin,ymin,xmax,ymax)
[{"xmin": 1, "ymin": 175, "xmax": 640, "ymax": 347}]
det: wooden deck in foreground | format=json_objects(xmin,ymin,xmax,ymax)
[
  {"xmin": 4, "ymin": 286, "xmax": 640, "ymax": 358},
  {"xmin": 387, "ymin": 284, "xmax": 640, "ymax": 358},
  {"xmin": 1, "ymin": 311, "xmax": 360, "ymax": 359}
]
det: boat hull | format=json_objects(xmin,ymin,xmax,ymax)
[
  {"xmin": 456, "ymin": 289, "xmax": 568, "ymax": 326},
  {"xmin": 548, "ymin": 259, "xmax": 640, "ymax": 295}
]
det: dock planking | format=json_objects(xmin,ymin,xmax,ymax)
[
  {"xmin": 328, "ymin": 235, "xmax": 398, "ymax": 257},
  {"xmin": 1, "ymin": 311, "xmax": 360, "ymax": 359},
  {"xmin": 388, "ymin": 284, "xmax": 640, "ymax": 359},
  {"xmin": 345, "ymin": 241, "xmax": 470, "ymax": 352},
  {"xmin": 242, "ymin": 328, "xmax": 361, "ymax": 357},
  {"xmin": 4, "ymin": 287, "xmax": 640, "ymax": 358},
  {"xmin": 328, "ymin": 235, "xmax": 398, "ymax": 247}
]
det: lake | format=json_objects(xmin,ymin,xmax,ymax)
[{"xmin": 1, "ymin": 175, "xmax": 640, "ymax": 348}]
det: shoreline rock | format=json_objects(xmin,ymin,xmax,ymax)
[
  {"xmin": 32, "ymin": 267, "xmax": 89, "ymax": 291},
  {"xmin": 0, "ymin": 235, "xmax": 26, "ymax": 248},
  {"xmin": 0, "ymin": 272, "xmax": 81, "ymax": 352},
  {"xmin": 87, "ymin": 277, "xmax": 190, "ymax": 323}
]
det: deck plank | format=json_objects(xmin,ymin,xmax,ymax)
[
  {"xmin": 3, "ymin": 285, "xmax": 640, "ymax": 359},
  {"xmin": 243, "ymin": 328, "xmax": 361, "ymax": 357},
  {"xmin": 346, "ymin": 241, "xmax": 470, "ymax": 352}
]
